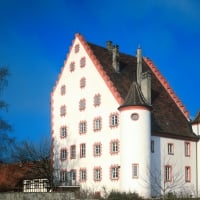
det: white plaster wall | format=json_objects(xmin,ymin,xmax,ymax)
[
  {"xmin": 119, "ymin": 107, "xmax": 151, "ymax": 198},
  {"xmin": 52, "ymin": 36, "xmax": 120, "ymax": 193},
  {"xmin": 151, "ymin": 136, "xmax": 197, "ymax": 197}
]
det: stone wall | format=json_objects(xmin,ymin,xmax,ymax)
[{"xmin": 0, "ymin": 192, "xmax": 75, "ymax": 200}]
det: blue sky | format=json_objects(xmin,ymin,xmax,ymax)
[{"xmin": 0, "ymin": 0, "xmax": 200, "ymax": 143}]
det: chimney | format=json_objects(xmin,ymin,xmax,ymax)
[
  {"xmin": 136, "ymin": 46, "xmax": 142, "ymax": 85},
  {"xmin": 112, "ymin": 45, "xmax": 120, "ymax": 72},
  {"xmin": 106, "ymin": 41, "xmax": 113, "ymax": 51},
  {"xmin": 136, "ymin": 46, "xmax": 151, "ymax": 104},
  {"xmin": 141, "ymin": 71, "xmax": 151, "ymax": 104}
]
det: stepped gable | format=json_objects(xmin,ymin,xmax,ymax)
[
  {"xmin": 191, "ymin": 111, "xmax": 200, "ymax": 124},
  {"xmin": 87, "ymin": 39, "xmax": 197, "ymax": 141}
]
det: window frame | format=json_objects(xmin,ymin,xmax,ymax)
[
  {"xmin": 93, "ymin": 143, "xmax": 102, "ymax": 157},
  {"xmin": 185, "ymin": 142, "xmax": 190, "ymax": 157},
  {"xmin": 110, "ymin": 165, "xmax": 119, "ymax": 180},
  {"xmin": 80, "ymin": 143, "xmax": 86, "ymax": 158},
  {"xmin": 93, "ymin": 167, "xmax": 102, "ymax": 182},
  {"xmin": 79, "ymin": 121, "xmax": 87, "ymax": 134},
  {"xmin": 109, "ymin": 113, "xmax": 119, "ymax": 128},
  {"xmin": 60, "ymin": 170, "xmax": 67, "ymax": 182},
  {"xmin": 185, "ymin": 166, "xmax": 191, "ymax": 182},
  {"xmin": 132, "ymin": 163, "xmax": 139, "ymax": 178},
  {"xmin": 110, "ymin": 140, "xmax": 119, "ymax": 155},
  {"xmin": 168, "ymin": 143, "xmax": 174, "ymax": 155},
  {"xmin": 79, "ymin": 168, "xmax": 87, "ymax": 182},
  {"xmin": 80, "ymin": 57, "xmax": 86, "ymax": 68},
  {"xmin": 165, "ymin": 165, "xmax": 172, "ymax": 182},
  {"xmin": 93, "ymin": 94, "xmax": 101, "ymax": 107},
  {"xmin": 79, "ymin": 99, "xmax": 86, "ymax": 111},
  {"xmin": 70, "ymin": 145, "xmax": 76, "ymax": 159},
  {"xmin": 93, "ymin": 117, "xmax": 102, "ymax": 132},
  {"xmin": 80, "ymin": 77, "xmax": 86, "ymax": 88},
  {"xmin": 60, "ymin": 105, "xmax": 66, "ymax": 117},
  {"xmin": 60, "ymin": 148, "xmax": 67, "ymax": 161},
  {"xmin": 60, "ymin": 126, "xmax": 67, "ymax": 138}
]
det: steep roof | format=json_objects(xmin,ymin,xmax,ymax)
[
  {"xmin": 119, "ymin": 81, "xmax": 151, "ymax": 109},
  {"xmin": 75, "ymin": 34, "xmax": 196, "ymax": 141},
  {"xmin": 191, "ymin": 111, "xmax": 200, "ymax": 124}
]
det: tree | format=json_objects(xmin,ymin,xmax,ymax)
[
  {"xmin": 0, "ymin": 67, "xmax": 13, "ymax": 162},
  {"xmin": 11, "ymin": 138, "xmax": 53, "ymax": 189}
]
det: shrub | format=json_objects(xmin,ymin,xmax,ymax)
[{"xmin": 107, "ymin": 191, "xmax": 144, "ymax": 200}]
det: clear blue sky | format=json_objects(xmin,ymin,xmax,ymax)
[{"xmin": 0, "ymin": 0, "xmax": 200, "ymax": 143}]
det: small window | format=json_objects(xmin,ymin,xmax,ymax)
[
  {"xmin": 70, "ymin": 62, "xmax": 75, "ymax": 72},
  {"xmin": 185, "ymin": 142, "xmax": 190, "ymax": 157},
  {"xmin": 60, "ymin": 126, "xmax": 67, "ymax": 138},
  {"xmin": 80, "ymin": 57, "xmax": 86, "ymax": 68},
  {"xmin": 151, "ymin": 140, "xmax": 154, "ymax": 153},
  {"xmin": 60, "ymin": 85, "xmax": 66, "ymax": 95},
  {"xmin": 109, "ymin": 113, "xmax": 119, "ymax": 128},
  {"xmin": 79, "ymin": 121, "xmax": 87, "ymax": 134},
  {"xmin": 80, "ymin": 143, "xmax": 86, "ymax": 158},
  {"xmin": 80, "ymin": 169, "xmax": 87, "ymax": 182},
  {"xmin": 60, "ymin": 149, "xmax": 67, "ymax": 161},
  {"xmin": 185, "ymin": 166, "xmax": 191, "ymax": 182},
  {"xmin": 110, "ymin": 165, "xmax": 119, "ymax": 180},
  {"xmin": 74, "ymin": 44, "xmax": 80, "ymax": 53},
  {"xmin": 168, "ymin": 143, "xmax": 174, "ymax": 155},
  {"xmin": 132, "ymin": 164, "xmax": 139, "ymax": 178},
  {"xmin": 93, "ymin": 143, "xmax": 102, "ymax": 157},
  {"xmin": 165, "ymin": 165, "xmax": 172, "ymax": 182},
  {"xmin": 70, "ymin": 145, "xmax": 76, "ymax": 159},
  {"xmin": 60, "ymin": 105, "xmax": 66, "ymax": 117},
  {"xmin": 60, "ymin": 171, "xmax": 67, "ymax": 182},
  {"xmin": 93, "ymin": 117, "xmax": 102, "ymax": 131},
  {"xmin": 70, "ymin": 170, "xmax": 76, "ymax": 181},
  {"xmin": 79, "ymin": 99, "xmax": 86, "ymax": 111},
  {"xmin": 94, "ymin": 167, "xmax": 102, "ymax": 182},
  {"xmin": 94, "ymin": 94, "xmax": 101, "ymax": 107},
  {"xmin": 80, "ymin": 77, "xmax": 86, "ymax": 88},
  {"xmin": 110, "ymin": 140, "xmax": 119, "ymax": 155}
]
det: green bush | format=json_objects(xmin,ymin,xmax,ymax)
[{"xmin": 107, "ymin": 191, "xmax": 144, "ymax": 200}]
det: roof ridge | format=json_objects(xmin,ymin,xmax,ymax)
[
  {"xmin": 76, "ymin": 33, "xmax": 123, "ymax": 104},
  {"xmin": 143, "ymin": 57, "xmax": 189, "ymax": 120}
]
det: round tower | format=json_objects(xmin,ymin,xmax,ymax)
[{"xmin": 118, "ymin": 81, "xmax": 151, "ymax": 198}]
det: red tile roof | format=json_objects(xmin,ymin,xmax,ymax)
[{"xmin": 76, "ymin": 35, "xmax": 196, "ymax": 141}]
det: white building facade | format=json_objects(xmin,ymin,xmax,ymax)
[{"xmin": 51, "ymin": 33, "xmax": 200, "ymax": 198}]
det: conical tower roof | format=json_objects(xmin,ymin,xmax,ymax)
[{"xmin": 118, "ymin": 81, "xmax": 151, "ymax": 110}]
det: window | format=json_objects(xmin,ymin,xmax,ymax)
[
  {"xmin": 185, "ymin": 142, "xmax": 190, "ymax": 157},
  {"xmin": 93, "ymin": 117, "xmax": 102, "ymax": 131},
  {"xmin": 74, "ymin": 44, "xmax": 79, "ymax": 53},
  {"xmin": 109, "ymin": 113, "xmax": 119, "ymax": 128},
  {"xmin": 79, "ymin": 121, "xmax": 87, "ymax": 134},
  {"xmin": 93, "ymin": 143, "xmax": 102, "ymax": 157},
  {"xmin": 60, "ymin": 171, "xmax": 67, "ymax": 182},
  {"xmin": 80, "ymin": 143, "xmax": 86, "ymax": 158},
  {"xmin": 34, "ymin": 179, "xmax": 39, "ymax": 188},
  {"xmin": 94, "ymin": 94, "xmax": 101, "ymax": 107},
  {"xmin": 110, "ymin": 165, "xmax": 119, "ymax": 180},
  {"xmin": 132, "ymin": 164, "xmax": 139, "ymax": 178},
  {"xmin": 110, "ymin": 140, "xmax": 119, "ymax": 155},
  {"xmin": 60, "ymin": 85, "xmax": 66, "ymax": 95},
  {"xmin": 70, "ymin": 145, "xmax": 76, "ymax": 159},
  {"xmin": 168, "ymin": 143, "xmax": 174, "ymax": 155},
  {"xmin": 25, "ymin": 180, "xmax": 31, "ymax": 189},
  {"xmin": 165, "ymin": 165, "xmax": 172, "ymax": 182},
  {"xmin": 94, "ymin": 167, "xmax": 102, "ymax": 182},
  {"xmin": 60, "ymin": 105, "xmax": 66, "ymax": 117},
  {"xmin": 70, "ymin": 62, "xmax": 75, "ymax": 72},
  {"xmin": 60, "ymin": 148, "xmax": 67, "ymax": 161},
  {"xmin": 80, "ymin": 57, "xmax": 86, "ymax": 68},
  {"xmin": 80, "ymin": 77, "xmax": 86, "ymax": 88},
  {"xmin": 151, "ymin": 140, "xmax": 154, "ymax": 153},
  {"xmin": 70, "ymin": 169, "xmax": 76, "ymax": 182},
  {"xmin": 80, "ymin": 168, "xmax": 87, "ymax": 182},
  {"xmin": 185, "ymin": 166, "xmax": 191, "ymax": 182},
  {"xmin": 60, "ymin": 126, "xmax": 67, "ymax": 138},
  {"xmin": 79, "ymin": 99, "xmax": 86, "ymax": 111}
]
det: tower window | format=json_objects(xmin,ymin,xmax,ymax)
[{"xmin": 132, "ymin": 164, "xmax": 139, "ymax": 178}]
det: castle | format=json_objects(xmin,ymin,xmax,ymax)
[{"xmin": 51, "ymin": 33, "xmax": 200, "ymax": 198}]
